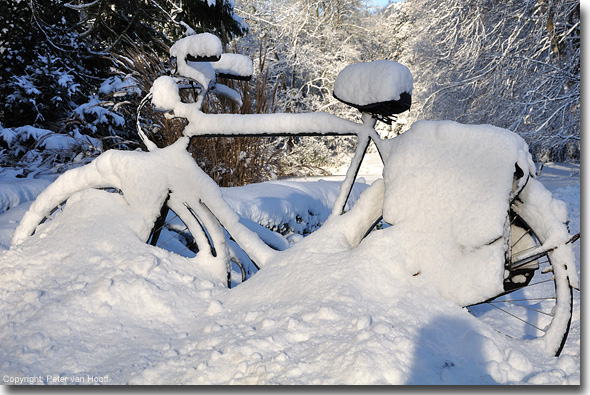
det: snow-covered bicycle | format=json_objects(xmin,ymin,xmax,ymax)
[{"xmin": 11, "ymin": 33, "xmax": 579, "ymax": 357}]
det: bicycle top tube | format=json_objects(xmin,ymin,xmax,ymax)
[
  {"xmin": 176, "ymin": 105, "xmax": 387, "ymax": 159},
  {"xmin": 177, "ymin": 106, "xmax": 375, "ymax": 138}
]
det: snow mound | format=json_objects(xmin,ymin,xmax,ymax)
[
  {"xmin": 0, "ymin": 176, "xmax": 579, "ymax": 384},
  {"xmin": 0, "ymin": 119, "xmax": 579, "ymax": 384},
  {"xmin": 222, "ymin": 179, "xmax": 368, "ymax": 236},
  {"xmin": 150, "ymin": 76, "xmax": 181, "ymax": 112},
  {"xmin": 0, "ymin": 177, "xmax": 52, "ymax": 215},
  {"xmin": 170, "ymin": 33, "xmax": 223, "ymax": 88},
  {"xmin": 170, "ymin": 33, "xmax": 222, "ymax": 61},
  {"xmin": 212, "ymin": 53, "xmax": 253, "ymax": 78}
]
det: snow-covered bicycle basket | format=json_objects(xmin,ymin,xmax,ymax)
[{"xmin": 11, "ymin": 33, "xmax": 579, "ymax": 357}]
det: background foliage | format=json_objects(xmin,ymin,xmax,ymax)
[{"xmin": 0, "ymin": 0, "xmax": 580, "ymax": 180}]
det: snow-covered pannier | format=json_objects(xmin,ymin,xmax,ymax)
[{"xmin": 333, "ymin": 60, "xmax": 413, "ymax": 122}]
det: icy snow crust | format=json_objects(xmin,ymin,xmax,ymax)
[{"xmin": 0, "ymin": 119, "xmax": 579, "ymax": 384}]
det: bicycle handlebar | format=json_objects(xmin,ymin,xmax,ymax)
[{"xmin": 140, "ymin": 75, "xmax": 388, "ymax": 155}]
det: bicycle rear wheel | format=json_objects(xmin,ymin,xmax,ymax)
[{"xmin": 466, "ymin": 210, "xmax": 575, "ymax": 356}]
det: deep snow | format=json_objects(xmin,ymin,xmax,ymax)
[
  {"xmin": 0, "ymin": 18, "xmax": 581, "ymax": 390},
  {"xmin": 0, "ymin": 148, "xmax": 580, "ymax": 385},
  {"xmin": 0, "ymin": 49, "xmax": 581, "ymax": 381}
]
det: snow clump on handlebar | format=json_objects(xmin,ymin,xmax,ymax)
[
  {"xmin": 170, "ymin": 32, "xmax": 223, "ymax": 61},
  {"xmin": 150, "ymin": 76, "xmax": 181, "ymax": 112}
]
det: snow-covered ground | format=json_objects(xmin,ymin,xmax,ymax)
[{"xmin": 0, "ymin": 137, "xmax": 580, "ymax": 385}]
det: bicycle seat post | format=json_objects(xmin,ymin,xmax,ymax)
[{"xmin": 361, "ymin": 112, "xmax": 378, "ymax": 128}]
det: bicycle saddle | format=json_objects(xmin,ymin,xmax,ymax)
[{"xmin": 333, "ymin": 60, "xmax": 413, "ymax": 123}]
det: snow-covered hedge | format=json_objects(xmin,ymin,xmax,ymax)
[{"xmin": 0, "ymin": 124, "xmax": 102, "ymax": 174}]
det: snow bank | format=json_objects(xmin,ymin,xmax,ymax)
[
  {"xmin": 0, "ymin": 187, "xmax": 227, "ymax": 383},
  {"xmin": 0, "ymin": 171, "xmax": 580, "ymax": 384},
  {"xmin": 0, "ymin": 176, "xmax": 52, "ymax": 215},
  {"xmin": 0, "ymin": 121, "xmax": 580, "ymax": 384},
  {"xmin": 222, "ymin": 179, "xmax": 369, "ymax": 236},
  {"xmin": 0, "ymin": 170, "xmax": 56, "ymax": 249}
]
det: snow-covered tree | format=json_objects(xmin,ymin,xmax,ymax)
[
  {"xmin": 0, "ymin": 0, "xmax": 97, "ymax": 130},
  {"xmin": 0, "ymin": 0, "xmax": 248, "ymax": 132},
  {"xmin": 387, "ymin": 0, "xmax": 580, "ymax": 161},
  {"xmin": 0, "ymin": 0, "xmax": 251, "ymax": 172},
  {"xmin": 233, "ymin": 0, "xmax": 389, "ymax": 175},
  {"xmin": 236, "ymin": 0, "xmax": 373, "ymax": 115},
  {"xmin": 68, "ymin": 0, "xmax": 247, "ymax": 54}
]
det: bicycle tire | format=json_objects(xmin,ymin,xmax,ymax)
[
  {"xmin": 466, "ymin": 196, "xmax": 575, "ymax": 357},
  {"xmin": 13, "ymin": 177, "xmax": 235, "ymax": 286},
  {"xmin": 146, "ymin": 198, "xmax": 257, "ymax": 287}
]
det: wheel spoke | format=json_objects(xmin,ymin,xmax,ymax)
[
  {"xmin": 510, "ymin": 259, "xmax": 541, "ymax": 271},
  {"xmin": 512, "ymin": 227, "xmax": 534, "ymax": 249},
  {"xmin": 473, "ymin": 211, "xmax": 574, "ymax": 355},
  {"xmin": 151, "ymin": 211, "xmax": 181, "ymax": 235},
  {"xmin": 490, "ymin": 297, "xmax": 556, "ymax": 302},
  {"xmin": 176, "ymin": 238, "xmax": 198, "ymax": 255},
  {"xmin": 155, "ymin": 225, "xmax": 189, "ymax": 248},
  {"xmin": 485, "ymin": 303, "xmax": 547, "ymax": 332},
  {"xmin": 526, "ymin": 278, "xmax": 555, "ymax": 287},
  {"xmin": 489, "ymin": 299, "xmax": 553, "ymax": 317}
]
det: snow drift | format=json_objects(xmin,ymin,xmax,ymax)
[{"xmin": 0, "ymin": 120, "xmax": 580, "ymax": 384}]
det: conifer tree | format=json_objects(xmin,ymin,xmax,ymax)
[
  {"xmin": 0, "ymin": 0, "xmax": 95, "ymax": 129},
  {"xmin": 0, "ymin": 0, "xmax": 247, "ymax": 130}
]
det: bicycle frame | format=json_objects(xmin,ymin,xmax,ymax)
[
  {"xmin": 139, "ymin": 79, "xmax": 389, "ymax": 220},
  {"xmin": 10, "ymin": 37, "xmax": 578, "ymax": 355}
]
